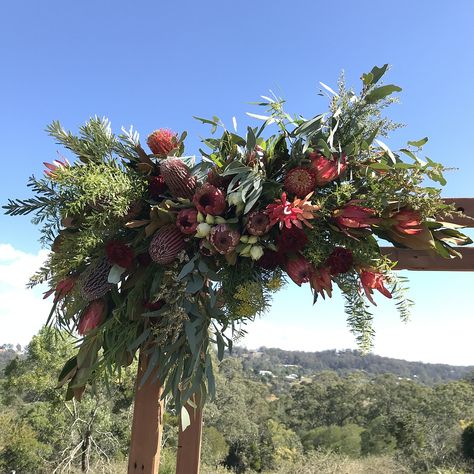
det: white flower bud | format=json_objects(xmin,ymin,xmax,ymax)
[
  {"xmin": 240, "ymin": 235, "xmax": 249, "ymax": 243},
  {"xmin": 247, "ymin": 236, "xmax": 258, "ymax": 244},
  {"xmin": 205, "ymin": 214, "xmax": 215, "ymax": 225},
  {"xmin": 250, "ymin": 245, "xmax": 264, "ymax": 261},
  {"xmin": 197, "ymin": 211, "xmax": 205, "ymax": 223},
  {"xmin": 195, "ymin": 223, "xmax": 212, "ymax": 238}
]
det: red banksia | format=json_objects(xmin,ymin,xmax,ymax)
[
  {"xmin": 147, "ymin": 129, "xmax": 178, "ymax": 155},
  {"xmin": 160, "ymin": 159, "xmax": 197, "ymax": 199},
  {"xmin": 149, "ymin": 225, "xmax": 186, "ymax": 264}
]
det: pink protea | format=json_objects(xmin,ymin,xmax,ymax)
[
  {"xmin": 246, "ymin": 211, "xmax": 271, "ymax": 236},
  {"xmin": 78, "ymin": 300, "xmax": 106, "ymax": 335},
  {"xmin": 266, "ymin": 193, "xmax": 319, "ymax": 230},
  {"xmin": 309, "ymin": 152, "xmax": 347, "ymax": 185},
  {"xmin": 360, "ymin": 269, "xmax": 392, "ymax": 305},
  {"xmin": 286, "ymin": 255, "xmax": 312, "ymax": 286},
  {"xmin": 284, "ymin": 167, "xmax": 316, "ymax": 197},
  {"xmin": 210, "ymin": 224, "xmax": 240, "ymax": 255},
  {"xmin": 147, "ymin": 129, "xmax": 179, "ymax": 155},
  {"xmin": 149, "ymin": 224, "xmax": 186, "ymax": 264},
  {"xmin": 160, "ymin": 158, "xmax": 197, "ymax": 199},
  {"xmin": 310, "ymin": 267, "xmax": 333, "ymax": 299},
  {"xmin": 176, "ymin": 208, "xmax": 199, "ymax": 234},
  {"xmin": 333, "ymin": 202, "xmax": 379, "ymax": 230},
  {"xmin": 43, "ymin": 157, "xmax": 70, "ymax": 178},
  {"xmin": 392, "ymin": 209, "xmax": 424, "ymax": 235},
  {"xmin": 193, "ymin": 184, "xmax": 226, "ymax": 215}
]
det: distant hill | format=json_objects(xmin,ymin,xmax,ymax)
[
  {"xmin": 232, "ymin": 347, "xmax": 474, "ymax": 385},
  {"xmin": 0, "ymin": 344, "xmax": 22, "ymax": 373}
]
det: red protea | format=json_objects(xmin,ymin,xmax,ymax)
[
  {"xmin": 209, "ymin": 224, "xmax": 240, "ymax": 255},
  {"xmin": 310, "ymin": 267, "xmax": 333, "ymax": 299},
  {"xmin": 106, "ymin": 241, "xmax": 134, "ymax": 268},
  {"xmin": 277, "ymin": 226, "xmax": 308, "ymax": 253},
  {"xmin": 360, "ymin": 269, "xmax": 392, "ymax": 305},
  {"xmin": 286, "ymin": 255, "xmax": 312, "ymax": 286},
  {"xmin": 284, "ymin": 167, "xmax": 316, "ymax": 197},
  {"xmin": 246, "ymin": 211, "xmax": 271, "ymax": 236},
  {"xmin": 43, "ymin": 276, "xmax": 76, "ymax": 302},
  {"xmin": 148, "ymin": 175, "xmax": 167, "ymax": 199},
  {"xmin": 78, "ymin": 300, "xmax": 106, "ymax": 335},
  {"xmin": 266, "ymin": 193, "xmax": 318, "ymax": 229},
  {"xmin": 160, "ymin": 159, "xmax": 197, "ymax": 199},
  {"xmin": 149, "ymin": 225, "xmax": 186, "ymax": 264},
  {"xmin": 193, "ymin": 184, "xmax": 226, "ymax": 215},
  {"xmin": 176, "ymin": 208, "xmax": 199, "ymax": 234},
  {"xmin": 310, "ymin": 152, "xmax": 347, "ymax": 185},
  {"xmin": 392, "ymin": 209, "xmax": 424, "ymax": 235},
  {"xmin": 147, "ymin": 129, "xmax": 178, "ymax": 155},
  {"xmin": 325, "ymin": 247, "xmax": 353, "ymax": 275},
  {"xmin": 333, "ymin": 202, "xmax": 379, "ymax": 230}
]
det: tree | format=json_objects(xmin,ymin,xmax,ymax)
[{"xmin": 302, "ymin": 424, "xmax": 364, "ymax": 457}]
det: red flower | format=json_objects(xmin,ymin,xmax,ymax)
[
  {"xmin": 266, "ymin": 193, "xmax": 318, "ymax": 230},
  {"xmin": 333, "ymin": 202, "xmax": 379, "ymax": 230},
  {"xmin": 148, "ymin": 175, "xmax": 167, "ymax": 199},
  {"xmin": 392, "ymin": 209, "xmax": 424, "ymax": 235},
  {"xmin": 210, "ymin": 224, "xmax": 240, "ymax": 255},
  {"xmin": 43, "ymin": 277, "xmax": 76, "ymax": 301},
  {"xmin": 247, "ymin": 211, "xmax": 271, "ymax": 236},
  {"xmin": 106, "ymin": 241, "xmax": 134, "ymax": 268},
  {"xmin": 286, "ymin": 255, "xmax": 312, "ymax": 286},
  {"xmin": 277, "ymin": 227, "xmax": 308, "ymax": 253},
  {"xmin": 176, "ymin": 208, "xmax": 199, "ymax": 234},
  {"xmin": 43, "ymin": 157, "xmax": 70, "ymax": 178},
  {"xmin": 193, "ymin": 184, "xmax": 226, "ymax": 215},
  {"xmin": 78, "ymin": 300, "xmax": 105, "ymax": 335},
  {"xmin": 147, "ymin": 129, "xmax": 178, "ymax": 155},
  {"xmin": 310, "ymin": 267, "xmax": 333, "ymax": 299},
  {"xmin": 310, "ymin": 152, "xmax": 347, "ymax": 185},
  {"xmin": 360, "ymin": 269, "xmax": 392, "ymax": 305},
  {"xmin": 257, "ymin": 249, "xmax": 286, "ymax": 270},
  {"xmin": 143, "ymin": 299, "xmax": 165, "ymax": 311},
  {"xmin": 325, "ymin": 247, "xmax": 353, "ymax": 275},
  {"xmin": 284, "ymin": 167, "xmax": 316, "ymax": 197}
]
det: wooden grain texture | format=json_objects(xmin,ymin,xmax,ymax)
[
  {"xmin": 128, "ymin": 352, "xmax": 164, "ymax": 474},
  {"xmin": 440, "ymin": 198, "xmax": 474, "ymax": 226},
  {"xmin": 176, "ymin": 399, "xmax": 203, "ymax": 474}
]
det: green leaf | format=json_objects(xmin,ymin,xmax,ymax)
[
  {"xmin": 56, "ymin": 356, "xmax": 77, "ymax": 388},
  {"xmin": 369, "ymin": 64, "xmax": 389, "ymax": 84},
  {"xmin": 365, "ymin": 85, "xmax": 402, "ymax": 104},
  {"xmin": 407, "ymin": 137, "xmax": 428, "ymax": 148},
  {"xmin": 177, "ymin": 256, "xmax": 197, "ymax": 280},
  {"xmin": 108, "ymin": 264, "xmax": 125, "ymax": 284}
]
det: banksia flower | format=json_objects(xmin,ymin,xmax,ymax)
[
  {"xmin": 160, "ymin": 159, "xmax": 197, "ymax": 199},
  {"xmin": 193, "ymin": 184, "xmax": 226, "ymax": 215},
  {"xmin": 80, "ymin": 259, "xmax": 114, "ymax": 302},
  {"xmin": 310, "ymin": 152, "xmax": 347, "ymax": 185},
  {"xmin": 176, "ymin": 208, "xmax": 199, "ymax": 234},
  {"xmin": 246, "ymin": 211, "xmax": 271, "ymax": 236},
  {"xmin": 325, "ymin": 247, "xmax": 353, "ymax": 275},
  {"xmin": 286, "ymin": 255, "xmax": 312, "ymax": 286},
  {"xmin": 210, "ymin": 224, "xmax": 240, "ymax": 255},
  {"xmin": 78, "ymin": 300, "xmax": 106, "ymax": 335},
  {"xmin": 147, "ymin": 128, "xmax": 178, "ymax": 155},
  {"xmin": 149, "ymin": 224, "xmax": 186, "ymax": 264},
  {"xmin": 284, "ymin": 167, "xmax": 316, "ymax": 197}
]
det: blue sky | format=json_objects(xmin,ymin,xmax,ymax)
[{"xmin": 1, "ymin": 1, "xmax": 474, "ymax": 364}]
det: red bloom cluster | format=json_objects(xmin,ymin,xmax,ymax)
[
  {"xmin": 309, "ymin": 152, "xmax": 347, "ymax": 185},
  {"xmin": 193, "ymin": 184, "xmax": 226, "ymax": 215},
  {"xmin": 147, "ymin": 129, "xmax": 178, "ymax": 155},
  {"xmin": 325, "ymin": 247, "xmax": 353, "ymax": 275},
  {"xmin": 106, "ymin": 241, "xmax": 134, "ymax": 268},
  {"xmin": 284, "ymin": 167, "xmax": 316, "ymax": 197},
  {"xmin": 78, "ymin": 300, "xmax": 106, "ymax": 335},
  {"xmin": 392, "ymin": 209, "xmax": 424, "ymax": 235}
]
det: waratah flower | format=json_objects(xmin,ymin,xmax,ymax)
[
  {"xmin": 247, "ymin": 211, "xmax": 271, "ymax": 236},
  {"xmin": 309, "ymin": 152, "xmax": 347, "ymax": 185},
  {"xmin": 176, "ymin": 208, "xmax": 199, "ymax": 234},
  {"xmin": 78, "ymin": 300, "xmax": 106, "ymax": 335},
  {"xmin": 147, "ymin": 128, "xmax": 178, "ymax": 155},
  {"xmin": 149, "ymin": 225, "xmax": 186, "ymax": 264},
  {"xmin": 360, "ymin": 269, "xmax": 392, "ymax": 305},
  {"xmin": 210, "ymin": 224, "xmax": 240, "ymax": 255},
  {"xmin": 277, "ymin": 226, "xmax": 308, "ymax": 253},
  {"xmin": 286, "ymin": 255, "xmax": 312, "ymax": 286},
  {"xmin": 284, "ymin": 167, "xmax": 316, "ymax": 197},
  {"xmin": 148, "ymin": 175, "xmax": 167, "ymax": 199},
  {"xmin": 193, "ymin": 184, "xmax": 226, "ymax": 216},
  {"xmin": 106, "ymin": 241, "xmax": 134, "ymax": 268},
  {"xmin": 80, "ymin": 259, "xmax": 114, "ymax": 302},
  {"xmin": 392, "ymin": 209, "xmax": 424, "ymax": 235},
  {"xmin": 43, "ymin": 276, "xmax": 76, "ymax": 302},
  {"xmin": 310, "ymin": 267, "xmax": 333, "ymax": 299},
  {"xmin": 325, "ymin": 247, "xmax": 354, "ymax": 275},
  {"xmin": 160, "ymin": 158, "xmax": 197, "ymax": 199},
  {"xmin": 333, "ymin": 202, "xmax": 379, "ymax": 230},
  {"xmin": 43, "ymin": 156, "xmax": 70, "ymax": 178},
  {"xmin": 267, "ymin": 193, "xmax": 319, "ymax": 230},
  {"xmin": 257, "ymin": 249, "xmax": 286, "ymax": 270}
]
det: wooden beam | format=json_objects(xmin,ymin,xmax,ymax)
[
  {"xmin": 176, "ymin": 399, "xmax": 203, "ymax": 474},
  {"xmin": 381, "ymin": 246, "xmax": 474, "ymax": 271},
  {"xmin": 440, "ymin": 198, "xmax": 474, "ymax": 226},
  {"xmin": 128, "ymin": 351, "xmax": 164, "ymax": 474}
]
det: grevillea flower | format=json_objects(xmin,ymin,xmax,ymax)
[
  {"xmin": 78, "ymin": 300, "xmax": 106, "ymax": 335},
  {"xmin": 210, "ymin": 224, "xmax": 240, "ymax": 254},
  {"xmin": 257, "ymin": 249, "xmax": 286, "ymax": 270},
  {"xmin": 149, "ymin": 225, "xmax": 186, "ymax": 264},
  {"xmin": 310, "ymin": 267, "xmax": 333, "ymax": 299},
  {"xmin": 176, "ymin": 208, "xmax": 199, "ymax": 234},
  {"xmin": 43, "ymin": 157, "xmax": 70, "ymax": 178},
  {"xmin": 392, "ymin": 209, "xmax": 424, "ymax": 235},
  {"xmin": 310, "ymin": 152, "xmax": 347, "ymax": 185},
  {"xmin": 148, "ymin": 175, "xmax": 167, "ymax": 199},
  {"xmin": 325, "ymin": 247, "xmax": 353, "ymax": 275},
  {"xmin": 286, "ymin": 255, "xmax": 312, "ymax": 286},
  {"xmin": 277, "ymin": 226, "xmax": 308, "ymax": 253},
  {"xmin": 106, "ymin": 241, "xmax": 134, "ymax": 269},
  {"xmin": 360, "ymin": 269, "xmax": 392, "ymax": 305},
  {"xmin": 333, "ymin": 202, "xmax": 379, "ymax": 230},
  {"xmin": 43, "ymin": 277, "xmax": 76, "ymax": 301},
  {"xmin": 193, "ymin": 184, "xmax": 226, "ymax": 215},
  {"xmin": 147, "ymin": 129, "xmax": 178, "ymax": 155},
  {"xmin": 266, "ymin": 193, "xmax": 319, "ymax": 230},
  {"xmin": 247, "ymin": 211, "xmax": 271, "ymax": 236},
  {"xmin": 284, "ymin": 167, "xmax": 316, "ymax": 197}
]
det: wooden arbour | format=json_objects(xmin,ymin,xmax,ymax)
[{"xmin": 128, "ymin": 197, "xmax": 474, "ymax": 474}]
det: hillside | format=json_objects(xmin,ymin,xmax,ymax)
[{"xmin": 233, "ymin": 347, "xmax": 474, "ymax": 385}]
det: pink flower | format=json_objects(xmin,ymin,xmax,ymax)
[
  {"xmin": 286, "ymin": 255, "xmax": 312, "ymax": 286},
  {"xmin": 310, "ymin": 152, "xmax": 347, "ymax": 185},
  {"xmin": 360, "ymin": 269, "xmax": 392, "ymax": 305},
  {"xmin": 193, "ymin": 183, "xmax": 226, "ymax": 216},
  {"xmin": 266, "ymin": 193, "xmax": 318, "ymax": 230},
  {"xmin": 43, "ymin": 157, "xmax": 70, "ymax": 177},
  {"xmin": 210, "ymin": 224, "xmax": 240, "ymax": 255},
  {"xmin": 310, "ymin": 267, "xmax": 333, "ymax": 299},
  {"xmin": 392, "ymin": 209, "xmax": 424, "ymax": 235},
  {"xmin": 333, "ymin": 202, "xmax": 379, "ymax": 230},
  {"xmin": 78, "ymin": 300, "xmax": 106, "ymax": 335},
  {"xmin": 106, "ymin": 241, "xmax": 134, "ymax": 268},
  {"xmin": 176, "ymin": 208, "xmax": 199, "ymax": 234},
  {"xmin": 247, "ymin": 211, "xmax": 271, "ymax": 236}
]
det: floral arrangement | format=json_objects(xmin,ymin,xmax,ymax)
[{"xmin": 4, "ymin": 65, "xmax": 471, "ymax": 408}]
